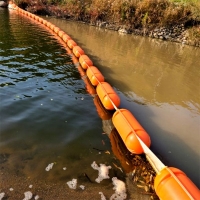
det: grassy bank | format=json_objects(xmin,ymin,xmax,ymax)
[{"xmin": 14, "ymin": 0, "xmax": 200, "ymax": 46}]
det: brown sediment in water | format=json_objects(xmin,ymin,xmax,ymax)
[
  {"xmin": 109, "ymin": 129, "xmax": 159, "ymax": 200},
  {"xmin": 0, "ymin": 166, "xmax": 158, "ymax": 200},
  {"xmin": 0, "ymin": 168, "xmax": 113, "ymax": 200}
]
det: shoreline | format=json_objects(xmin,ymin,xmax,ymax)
[
  {"xmin": 1, "ymin": 1, "xmax": 199, "ymax": 47},
  {"xmin": 13, "ymin": 0, "xmax": 200, "ymax": 47}
]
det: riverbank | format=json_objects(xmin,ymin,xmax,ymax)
[{"xmin": 9, "ymin": 0, "xmax": 200, "ymax": 47}]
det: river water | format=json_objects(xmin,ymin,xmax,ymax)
[
  {"xmin": 47, "ymin": 17, "xmax": 200, "ymax": 188},
  {"xmin": 0, "ymin": 7, "xmax": 199, "ymax": 199}
]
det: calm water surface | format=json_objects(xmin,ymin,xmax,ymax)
[
  {"xmin": 0, "ymin": 8, "xmax": 122, "ymax": 199},
  {"xmin": 48, "ymin": 17, "xmax": 200, "ymax": 188}
]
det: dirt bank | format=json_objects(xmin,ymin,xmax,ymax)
[{"xmin": 13, "ymin": 0, "xmax": 200, "ymax": 47}]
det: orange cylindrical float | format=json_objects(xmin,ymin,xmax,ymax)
[
  {"xmin": 17, "ymin": 8, "xmax": 21, "ymax": 12},
  {"xmin": 112, "ymin": 109, "xmax": 151, "ymax": 154},
  {"xmin": 154, "ymin": 167, "xmax": 200, "ymax": 200},
  {"xmin": 50, "ymin": 24, "xmax": 55, "ymax": 30},
  {"xmin": 34, "ymin": 15, "xmax": 39, "ymax": 21},
  {"xmin": 67, "ymin": 39, "xmax": 77, "ymax": 49},
  {"xmin": 86, "ymin": 66, "xmax": 104, "ymax": 86},
  {"xmin": 79, "ymin": 55, "xmax": 93, "ymax": 69},
  {"xmin": 42, "ymin": 20, "xmax": 48, "ymax": 26},
  {"xmin": 72, "ymin": 46, "xmax": 85, "ymax": 58},
  {"xmin": 58, "ymin": 30, "xmax": 65, "ymax": 38},
  {"xmin": 12, "ymin": 4, "xmax": 17, "ymax": 9},
  {"xmin": 96, "ymin": 82, "xmax": 120, "ymax": 110},
  {"xmin": 38, "ymin": 17, "xmax": 43, "ymax": 23},
  {"xmin": 62, "ymin": 33, "xmax": 71, "ymax": 43},
  {"xmin": 46, "ymin": 22, "xmax": 52, "ymax": 28},
  {"xmin": 27, "ymin": 12, "xmax": 31, "ymax": 17},
  {"xmin": 54, "ymin": 27, "xmax": 60, "ymax": 34},
  {"xmin": 30, "ymin": 13, "xmax": 34, "ymax": 18},
  {"xmin": 29, "ymin": 13, "xmax": 33, "ymax": 18}
]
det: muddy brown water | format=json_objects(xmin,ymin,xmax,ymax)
[
  {"xmin": 0, "ymin": 7, "xmax": 199, "ymax": 200},
  {"xmin": 46, "ymin": 17, "xmax": 200, "ymax": 188}
]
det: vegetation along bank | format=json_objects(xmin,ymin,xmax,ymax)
[{"xmin": 3, "ymin": 0, "xmax": 200, "ymax": 47}]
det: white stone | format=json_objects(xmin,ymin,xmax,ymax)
[
  {"xmin": 0, "ymin": 193, "xmax": 5, "ymax": 200},
  {"xmin": 91, "ymin": 161, "xmax": 111, "ymax": 183},
  {"xmin": 79, "ymin": 185, "xmax": 85, "ymax": 190},
  {"xmin": 67, "ymin": 179, "xmax": 77, "ymax": 189},
  {"xmin": 23, "ymin": 191, "xmax": 33, "ymax": 200},
  {"xmin": 99, "ymin": 192, "xmax": 106, "ymax": 200},
  {"xmin": 45, "ymin": 163, "xmax": 54, "ymax": 171}
]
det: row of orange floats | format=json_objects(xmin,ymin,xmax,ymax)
[{"xmin": 9, "ymin": 1, "xmax": 200, "ymax": 199}]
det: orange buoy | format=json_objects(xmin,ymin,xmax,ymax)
[
  {"xmin": 86, "ymin": 66, "xmax": 104, "ymax": 86},
  {"xmin": 42, "ymin": 20, "xmax": 48, "ymax": 25},
  {"xmin": 38, "ymin": 18, "xmax": 43, "ymax": 23},
  {"xmin": 46, "ymin": 22, "xmax": 52, "ymax": 28},
  {"xmin": 58, "ymin": 30, "xmax": 65, "ymax": 38},
  {"xmin": 50, "ymin": 24, "xmax": 55, "ymax": 30},
  {"xmin": 27, "ymin": 12, "xmax": 31, "ymax": 17},
  {"xmin": 154, "ymin": 167, "xmax": 200, "ymax": 200},
  {"xmin": 67, "ymin": 39, "xmax": 77, "ymax": 49},
  {"xmin": 62, "ymin": 33, "xmax": 71, "ymax": 43},
  {"xmin": 12, "ymin": 4, "xmax": 17, "ymax": 9},
  {"xmin": 34, "ymin": 16, "xmax": 39, "ymax": 21},
  {"xmin": 96, "ymin": 82, "xmax": 120, "ymax": 110},
  {"xmin": 72, "ymin": 46, "xmax": 85, "ymax": 58},
  {"xmin": 54, "ymin": 27, "xmax": 60, "ymax": 34},
  {"xmin": 112, "ymin": 109, "xmax": 151, "ymax": 154},
  {"xmin": 30, "ymin": 14, "xmax": 34, "ymax": 19},
  {"xmin": 79, "ymin": 55, "xmax": 93, "ymax": 69}
]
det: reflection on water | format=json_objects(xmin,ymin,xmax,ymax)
[
  {"xmin": 0, "ymin": 8, "xmax": 128, "ymax": 199},
  {"xmin": 49, "ymin": 18, "xmax": 200, "ymax": 111},
  {"xmin": 47, "ymin": 18, "xmax": 200, "ymax": 188}
]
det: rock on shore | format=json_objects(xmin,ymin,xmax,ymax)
[{"xmin": 92, "ymin": 20, "xmax": 199, "ymax": 47}]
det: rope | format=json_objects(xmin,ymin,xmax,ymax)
[
  {"xmin": 10, "ymin": 4, "xmax": 196, "ymax": 196},
  {"xmin": 8, "ymin": 7, "xmax": 194, "ymax": 197},
  {"xmin": 166, "ymin": 167, "xmax": 194, "ymax": 200},
  {"xmin": 77, "ymin": 50, "xmax": 165, "ymax": 169},
  {"xmin": 75, "ymin": 50, "xmax": 195, "ymax": 199}
]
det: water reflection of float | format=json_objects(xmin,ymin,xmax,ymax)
[{"xmin": 9, "ymin": 2, "xmax": 200, "ymax": 199}]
